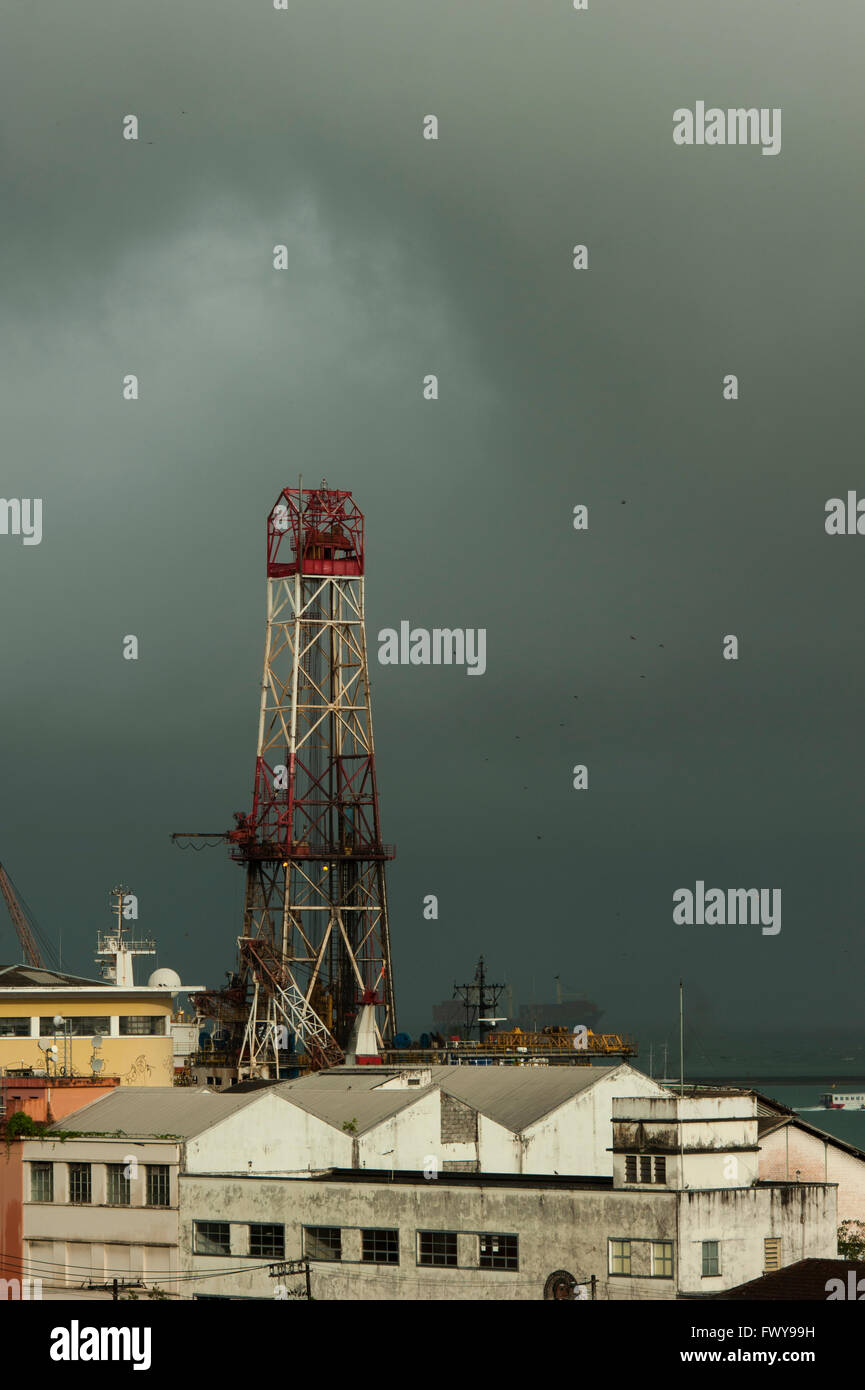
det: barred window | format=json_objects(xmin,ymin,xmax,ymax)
[
  {"xmin": 639, "ymin": 1155, "xmax": 652, "ymax": 1183},
  {"xmin": 418, "ymin": 1231, "xmax": 457, "ymax": 1267},
  {"xmin": 30, "ymin": 1163, "xmax": 53, "ymax": 1203},
  {"xmin": 40, "ymin": 1017, "xmax": 110, "ymax": 1037},
  {"xmin": 702, "ymin": 1240, "xmax": 720, "ymax": 1277},
  {"xmin": 106, "ymin": 1164, "xmax": 130, "ymax": 1206},
  {"xmin": 304, "ymin": 1227, "xmax": 341, "ymax": 1261},
  {"xmin": 651, "ymin": 1241, "xmax": 674, "ymax": 1278},
  {"xmin": 250, "ymin": 1224, "xmax": 284, "ymax": 1259},
  {"xmin": 624, "ymin": 1155, "xmax": 637, "ymax": 1182},
  {"xmin": 654, "ymin": 1155, "xmax": 666, "ymax": 1183},
  {"xmin": 119, "ymin": 1016, "xmax": 166, "ymax": 1036},
  {"xmin": 0, "ymin": 1017, "xmax": 30, "ymax": 1038},
  {"xmin": 146, "ymin": 1165, "xmax": 170, "ymax": 1207},
  {"xmin": 361, "ymin": 1229, "xmax": 399, "ymax": 1265},
  {"xmin": 195, "ymin": 1221, "xmax": 230, "ymax": 1255},
  {"xmin": 479, "ymin": 1234, "xmax": 518, "ymax": 1271},
  {"xmin": 609, "ymin": 1239, "xmax": 631, "ymax": 1275},
  {"xmin": 69, "ymin": 1163, "xmax": 91, "ymax": 1204}
]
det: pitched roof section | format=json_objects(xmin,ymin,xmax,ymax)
[
  {"xmin": 269, "ymin": 1074, "xmax": 434, "ymax": 1135},
  {"xmin": 0, "ymin": 964, "xmax": 108, "ymax": 988},
  {"xmin": 47, "ymin": 1087, "xmax": 260, "ymax": 1139},
  {"xmin": 705, "ymin": 1258, "xmax": 865, "ymax": 1301},
  {"xmin": 428, "ymin": 1064, "xmax": 623, "ymax": 1132}
]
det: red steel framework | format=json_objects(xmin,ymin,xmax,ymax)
[{"xmin": 176, "ymin": 485, "xmax": 396, "ymax": 1077}]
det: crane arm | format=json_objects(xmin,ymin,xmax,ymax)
[{"xmin": 0, "ymin": 862, "xmax": 44, "ymax": 968}]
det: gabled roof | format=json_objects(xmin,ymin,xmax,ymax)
[
  {"xmin": 269, "ymin": 1074, "xmax": 434, "ymax": 1136},
  {"xmin": 758, "ymin": 1112, "xmax": 865, "ymax": 1163},
  {"xmin": 428, "ymin": 1064, "xmax": 626, "ymax": 1132},
  {"xmin": 46, "ymin": 1087, "xmax": 261, "ymax": 1139}
]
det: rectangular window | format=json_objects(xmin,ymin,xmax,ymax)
[
  {"xmin": 106, "ymin": 1164, "xmax": 130, "ymax": 1206},
  {"xmin": 304, "ymin": 1227, "xmax": 341, "ymax": 1261},
  {"xmin": 764, "ymin": 1237, "xmax": 781, "ymax": 1272},
  {"xmin": 702, "ymin": 1240, "xmax": 720, "ymax": 1277},
  {"xmin": 30, "ymin": 1163, "xmax": 53, "ymax": 1203},
  {"xmin": 609, "ymin": 1239, "xmax": 631, "ymax": 1276},
  {"xmin": 249, "ymin": 1224, "xmax": 284, "ymax": 1259},
  {"xmin": 119, "ymin": 1016, "xmax": 166, "ymax": 1036},
  {"xmin": 145, "ymin": 1165, "xmax": 170, "ymax": 1207},
  {"xmin": 651, "ymin": 1241, "xmax": 673, "ymax": 1278},
  {"xmin": 479, "ymin": 1233, "xmax": 518, "ymax": 1271},
  {"xmin": 654, "ymin": 1155, "xmax": 667, "ymax": 1183},
  {"xmin": 624, "ymin": 1155, "xmax": 637, "ymax": 1183},
  {"xmin": 194, "ymin": 1221, "xmax": 231, "ymax": 1255},
  {"xmin": 0, "ymin": 1017, "xmax": 30, "ymax": 1038},
  {"xmin": 68, "ymin": 1163, "xmax": 91, "ymax": 1205},
  {"xmin": 40, "ymin": 1017, "xmax": 110, "ymax": 1038},
  {"xmin": 639, "ymin": 1155, "xmax": 652, "ymax": 1183},
  {"xmin": 361, "ymin": 1229, "xmax": 399, "ymax": 1265},
  {"xmin": 418, "ymin": 1231, "xmax": 458, "ymax": 1267}
]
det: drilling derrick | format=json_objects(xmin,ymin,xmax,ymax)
[{"xmin": 182, "ymin": 486, "xmax": 396, "ymax": 1079}]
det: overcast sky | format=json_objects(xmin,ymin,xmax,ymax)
[{"xmin": 1, "ymin": 0, "xmax": 863, "ymax": 1044}]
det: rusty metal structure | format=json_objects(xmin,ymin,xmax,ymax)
[{"xmin": 175, "ymin": 485, "xmax": 396, "ymax": 1079}]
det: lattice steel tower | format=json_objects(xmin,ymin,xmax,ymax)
[{"xmin": 179, "ymin": 486, "xmax": 396, "ymax": 1076}]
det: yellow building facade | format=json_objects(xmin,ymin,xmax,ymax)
[{"xmin": 0, "ymin": 966, "xmax": 175, "ymax": 1087}]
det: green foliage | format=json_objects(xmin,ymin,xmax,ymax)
[
  {"xmin": 3, "ymin": 1112, "xmax": 48, "ymax": 1151},
  {"xmin": 341, "ymin": 1117, "xmax": 358, "ymax": 1135},
  {"xmin": 838, "ymin": 1220, "xmax": 865, "ymax": 1260}
]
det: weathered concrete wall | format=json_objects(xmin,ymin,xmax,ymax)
[
  {"xmin": 676, "ymin": 1183, "xmax": 837, "ymax": 1294},
  {"xmin": 760, "ymin": 1124, "xmax": 865, "ymax": 1227}
]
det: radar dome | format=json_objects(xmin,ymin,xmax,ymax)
[{"xmin": 148, "ymin": 967, "xmax": 182, "ymax": 990}]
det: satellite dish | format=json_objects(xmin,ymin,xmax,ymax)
[
  {"xmin": 91, "ymin": 1058, "xmax": 104, "ymax": 1073},
  {"xmin": 53, "ymin": 1015, "xmax": 64, "ymax": 1028},
  {"xmin": 91, "ymin": 1036, "xmax": 103, "ymax": 1050}
]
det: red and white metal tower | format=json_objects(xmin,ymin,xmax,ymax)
[{"xmin": 179, "ymin": 485, "xmax": 396, "ymax": 1077}]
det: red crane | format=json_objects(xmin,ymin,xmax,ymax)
[{"xmin": 0, "ymin": 862, "xmax": 44, "ymax": 968}]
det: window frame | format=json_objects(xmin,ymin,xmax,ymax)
[
  {"xmin": 30, "ymin": 1162, "xmax": 53, "ymax": 1203},
  {"xmin": 145, "ymin": 1164, "xmax": 171, "ymax": 1208},
  {"xmin": 479, "ymin": 1232, "xmax": 519, "ymax": 1271},
  {"xmin": 106, "ymin": 1163, "xmax": 131, "ymax": 1206},
  {"xmin": 194, "ymin": 1220, "xmax": 231, "ymax": 1256},
  {"xmin": 417, "ymin": 1230, "xmax": 458, "ymax": 1268},
  {"xmin": 608, "ymin": 1238, "xmax": 632, "ymax": 1276},
  {"xmin": 249, "ymin": 1223, "xmax": 285, "ymax": 1259},
  {"xmin": 68, "ymin": 1162, "xmax": 92, "ymax": 1205},
  {"xmin": 701, "ymin": 1239, "xmax": 720, "ymax": 1277},
  {"xmin": 361, "ymin": 1228, "xmax": 399, "ymax": 1265},
  {"xmin": 303, "ymin": 1226, "xmax": 342, "ymax": 1262},
  {"xmin": 650, "ymin": 1240, "xmax": 674, "ymax": 1278}
]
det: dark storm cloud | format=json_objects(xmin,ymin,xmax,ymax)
[{"xmin": 1, "ymin": 0, "xmax": 863, "ymax": 1039}]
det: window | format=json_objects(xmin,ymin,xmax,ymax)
[
  {"xmin": 30, "ymin": 1163, "xmax": 53, "ymax": 1203},
  {"xmin": 40, "ymin": 1017, "xmax": 110, "ymax": 1037},
  {"xmin": 106, "ymin": 1164, "xmax": 130, "ymax": 1206},
  {"xmin": 69, "ymin": 1163, "xmax": 91, "ymax": 1204},
  {"xmin": 609, "ymin": 1239, "xmax": 631, "ymax": 1275},
  {"xmin": 250, "ymin": 1224, "xmax": 284, "ymax": 1259},
  {"xmin": 624, "ymin": 1154, "xmax": 666, "ymax": 1183},
  {"xmin": 651, "ymin": 1241, "xmax": 673, "ymax": 1278},
  {"xmin": 195, "ymin": 1221, "xmax": 230, "ymax": 1255},
  {"xmin": 362, "ymin": 1229, "xmax": 399, "ymax": 1265},
  {"xmin": 0, "ymin": 1017, "xmax": 30, "ymax": 1038},
  {"xmin": 146, "ymin": 1165, "xmax": 170, "ymax": 1207},
  {"xmin": 702, "ymin": 1240, "xmax": 720, "ymax": 1277},
  {"xmin": 418, "ymin": 1231, "xmax": 458, "ymax": 1267},
  {"xmin": 119, "ymin": 1016, "xmax": 165, "ymax": 1036},
  {"xmin": 479, "ymin": 1234, "xmax": 518, "ymax": 1271},
  {"xmin": 764, "ymin": 1237, "xmax": 781, "ymax": 1272},
  {"xmin": 304, "ymin": 1227, "xmax": 341, "ymax": 1261}
]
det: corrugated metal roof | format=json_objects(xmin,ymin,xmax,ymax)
[
  {"xmin": 270, "ymin": 1076, "xmax": 433, "ymax": 1135},
  {"xmin": 428, "ymin": 1064, "xmax": 621, "ymax": 1132},
  {"xmin": 47, "ymin": 1087, "xmax": 260, "ymax": 1138}
]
